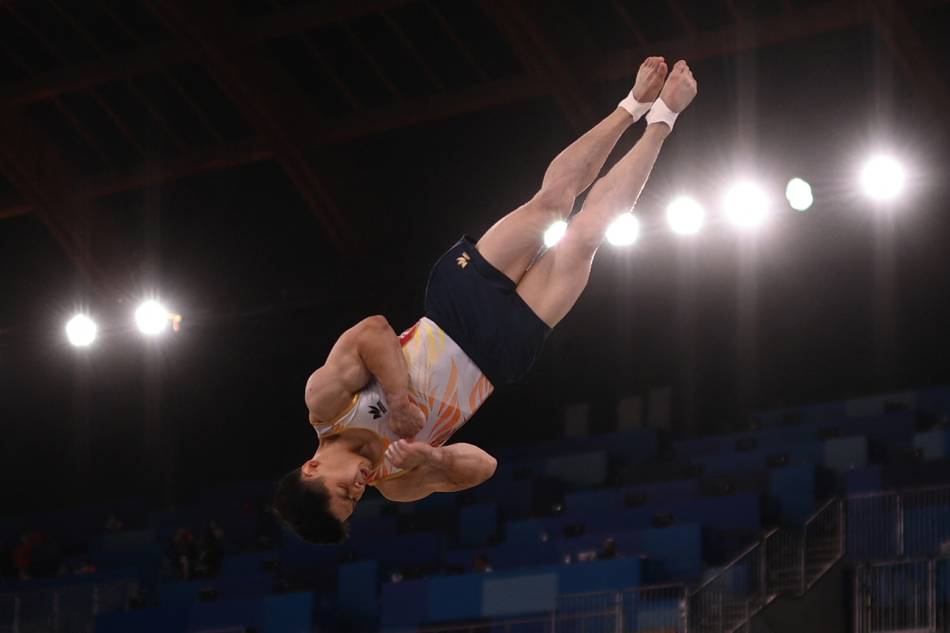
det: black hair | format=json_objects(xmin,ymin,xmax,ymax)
[{"xmin": 272, "ymin": 467, "xmax": 349, "ymax": 544}]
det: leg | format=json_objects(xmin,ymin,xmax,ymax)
[
  {"xmin": 517, "ymin": 61, "xmax": 698, "ymax": 327},
  {"xmin": 476, "ymin": 57, "xmax": 669, "ymax": 284}
]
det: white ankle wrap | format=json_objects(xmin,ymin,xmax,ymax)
[
  {"xmin": 645, "ymin": 98, "xmax": 679, "ymax": 130},
  {"xmin": 618, "ymin": 91, "xmax": 652, "ymax": 122}
]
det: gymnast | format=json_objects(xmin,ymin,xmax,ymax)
[{"xmin": 274, "ymin": 57, "xmax": 697, "ymax": 543}]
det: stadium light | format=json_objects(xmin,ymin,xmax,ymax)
[
  {"xmin": 724, "ymin": 182, "xmax": 770, "ymax": 228},
  {"xmin": 606, "ymin": 213, "xmax": 640, "ymax": 246},
  {"xmin": 666, "ymin": 196, "xmax": 705, "ymax": 235},
  {"xmin": 785, "ymin": 178, "xmax": 813, "ymax": 211},
  {"xmin": 135, "ymin": 300, "xmax": 170, "ymax": 336},
  {"xmin": 860, "ymin": 154, "xmax": 905, "ymax": 201},
  {"xmin": 66, "ymin": 314, "xmax": 97, "ymax": 347},
  {"xmin": 544, "ymin": 220, "xmax": 567, "ymax": 247}
]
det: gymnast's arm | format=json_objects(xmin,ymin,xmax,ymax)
[
  {"xmin": 305, "ymin": 315, "xmax": 412, "ymax": 426},
  {"xmin": 374, "ymin": 442, "xmax": 498, "ymax": 502}
]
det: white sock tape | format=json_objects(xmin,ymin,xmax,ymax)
[
  {"xmin": 645, "ymin": 98, "xmax": 679, "ymax": 130},
  {"xmin": 618, "ymin": 91, "xmax": 652, "ymax": 122}
]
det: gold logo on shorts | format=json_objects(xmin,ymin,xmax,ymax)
[{"xmin": 456, "ymin": 252, "xmax": 471, "ymax": 268}]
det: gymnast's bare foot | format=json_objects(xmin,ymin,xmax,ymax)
[
  {"xmin": 657, "ymin": 59, "xmax": 697, "ymax": 113},
  {"xmin": 632, "ymin": 56, "xmax": 669, "ymax": 103}
]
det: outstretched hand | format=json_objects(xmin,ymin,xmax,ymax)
[
  {"xmin": 657, "ymin": 59, "xmax": 697, "ymax": 113},
  {"xmin": 384, "ymin": 438, "xmax": 435, "ymax": 470},
  {"xmin": 387, "ymin": 397, "xmax": 426, "ymax": 439}
]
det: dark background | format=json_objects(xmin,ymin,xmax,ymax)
[{"xmin": 0, "ymin": 0, "xmax": 948, "ymax": 516}]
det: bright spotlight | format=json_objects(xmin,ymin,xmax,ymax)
[
  {"xmin": 66, "ymin": 314, "xmax": 97, "ymax": 347},
  {"xmin": 724, "ymin": 182, "xmax": 770, "ymax": 228},
  {"xmin": 666, "ymin": 196, "xmax": 705, "ymax": 235},
  {"xmin": 861, "ymin": 155, "xmax": 905, "ymax": 201},
  {"xmin": 785, "ymin": 178, "xmax": 813, "ymax": 211},
  {"xmin": 135, "ymin": 300, "xmax": 170, "ymax": 336},
  {"xmin": 606, "ymin": 213, "xmax": 640, "ymax": 246},
  {"xmin": 544, "ymin": 220, "xmax": 567, "ymax": 247}
]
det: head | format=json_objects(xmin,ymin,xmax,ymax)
[{"xmin": 272, "ymin": 437, "xmax": 373, "ymax": 544}]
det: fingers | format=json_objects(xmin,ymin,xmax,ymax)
[
  {"xmin": 384, "ymin": 439, "xmax": 418, "ymax": 468},
  {"xmin": 384, "ymin": 439, "xmax": 407, "ymax": 466}
]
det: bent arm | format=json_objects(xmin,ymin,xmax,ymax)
[
  {"xmin": 305, "ymin": 315, "xmax": 411, "ymax": 425},
  {"xmin": 375, "ymin": 443, "xmax": 498, "ymax": 502}
]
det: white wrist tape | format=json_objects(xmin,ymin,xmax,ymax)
[
  {"xmin": 618, "ymin": 91, "xmax": 652, "ymax": 122},
  {"xmin": 645, "ymin": 98, "xmax": 679, "ymax": 130}
]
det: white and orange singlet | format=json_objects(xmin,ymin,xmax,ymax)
[{"xmin": 311, "ymin": 317, "xmax": 494, "ymax": 484}]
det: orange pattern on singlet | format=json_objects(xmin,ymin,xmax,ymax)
[{"xmin": 312, "ymin": 317, "xmax": 493, "ymax": 483}]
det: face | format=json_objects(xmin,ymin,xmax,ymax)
[{"xmin": 301, "ymin": 444, "xmax": 374, "ymax": 522}]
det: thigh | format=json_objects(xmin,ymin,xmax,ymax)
[
  {"xmin": 515, "ymin": 230, "xmax": 597, "ymax": 328},
  {"xmin": 476, "ymin": 190, "xmax": 573, "ymax": 285}
]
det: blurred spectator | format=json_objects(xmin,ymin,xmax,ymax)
[
  {"xmin": 169, "ymin": 528, "xmax": 197, "ymax": 580},
  {"xmin": 194, "ymin": 521, "xmax": 225, "ymax": 578},
  {"xmin": 599, "ymin": 537, "xmax": 617, "ymax": 560},
  {"xmin": 473, "ymin": 553, "xmax": 493, "ymax": 573},
  {"xmin": 73, "ymin": 555, "xmax": 97, "ymax": 575},
  {"xmin": 13, "ymin": 531, "xmax": 43, "ymax": 580},
  {"xmin": 103, "ymin": 514, "xmax": 126, "ymax": 533},
  {"xmin": 256, "ymin": 502, "xmax": 280, "ymax": 549},
  {"xmin": 0, "ymin": 541, "xmax": 15, "ymax": 582}
]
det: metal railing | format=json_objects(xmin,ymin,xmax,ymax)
[
  {"xmin": 417, "ymin": 584, "xmax": 688, "ymax": 633},
  {"xmin": 803, "ymin": 497, "xmax": 845, "ymax": 590},
  {"xmin": 0, "ymin": 580, "xmax": 138, "ymax": 633},
  {"xmin": 687, "ymin": 541, "xmax": 766, "ymax": 633},
  {"xmin": 854, "ymin": 558, "xmax": 950, "ymax": 633},
  {"xmin": 688, "ymin": 498, "xmax": 844, "ymax": 633},
  {"xmin": 847, "ymin": 485, "xmax": 950, "ymax": 562}
]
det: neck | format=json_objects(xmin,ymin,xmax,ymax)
[{"xmin": 317, "ymin": 428, "xmax": 387, "ymax": 465}]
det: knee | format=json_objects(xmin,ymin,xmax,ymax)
[
  {"xmin": 560, "ymin": 219, "xmax": 603, "ymax": 257},
  {"xmin": 526, "ymin": 187, "xmax": 573, "ymax": 223}
]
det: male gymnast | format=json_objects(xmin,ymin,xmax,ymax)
[{"xmin": 274, "ymin": 57, "xmax": 697, "ymax": 543}]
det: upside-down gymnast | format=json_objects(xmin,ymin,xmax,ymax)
[{"xmin": 274, "ymin": 57, "xmax": 697, "ymax": 544}]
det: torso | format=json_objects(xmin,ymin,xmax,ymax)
[{"xmin": 312, "ymin": 317, "xmax": 493, "ymax": 484}]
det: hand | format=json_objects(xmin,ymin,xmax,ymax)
[
  {"xmin": 657, "ymin": 60, "xmax": 697, "ymax": 113},
  {"xmin": 384, "ymin": 439, "xmax": 435, "ymax": 470},
  {"xmin": 387, "ymin": 396, "xmax": 426, "ymax": 439},
  {"xmin": 632, "ymin": 56, "xmax": 668, "ymax": 103}
]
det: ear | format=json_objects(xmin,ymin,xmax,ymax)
[{"xmin": 301, "ymin": 459, "xmax": 321, "ymax": 479}]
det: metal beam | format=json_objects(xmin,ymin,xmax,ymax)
[
  {"xmin": 0, "ymin": 0, "xmax": 413, "ymax": 109},
  {"xmin": 5, "ymin": 0, "xmax": 946, "ymax": 115},
  {"xmin": 479, "ymin": 0, "xmax": 596, "ymax": 132},
  {"xmin": 0, "ymin": 106, "xmax": 129, "ymax": 295},
  {"xmin": 142, "ymin": 0, "xmax": 356, "ymax": 252},
  {"xmin": 870, "ymin": 0, "xmax": 950, "ymax": 125},
  {"xmin": 4, "ymin": 0, "xmax": 946, "ymax": 219}
]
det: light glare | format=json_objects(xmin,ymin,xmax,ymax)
[
  {"xmin": 544, "ymin": 220, "xmax": 567, "ymax": 247},
  {"xmin": 785, "ymin": 178, "xmax": 813, "ymax": 211},
  {"xmin": 666, "ymin": 196, "xmax": 705, "ymax": 235},
  {"xmin": 606, "ymin": 213, "xmax": 640, "ymax": 246},
  {"xmin": 66, "ymin": 314, "xmax": 97, "ymax": 347},
  {"xmin": 135, "ymin": 300, "xmax": 170, "ymax": 336},
  {"xmin": 861, "ymin": 155, "xmax": 905, "ymax": 201},
  {"xmin": 724, "ymin": 182, "xmax": 770, "ymax": 228}
]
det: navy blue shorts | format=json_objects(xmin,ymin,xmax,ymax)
[{"xmin": 424, "ymin": 236, "xmax": 551, "ymax": 386}]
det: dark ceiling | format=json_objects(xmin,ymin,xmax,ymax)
[{"xmin": 1, "ymin": 0, "xmax": 949, "ymax": 514}]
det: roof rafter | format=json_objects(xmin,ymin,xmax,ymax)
[
  {"xmin": 870, "ymin": 0, "xmax": 950, "ymax": 126},
  {"xmin": 4, "ymin": 0, "xmax": 948, "ymax": 220},
  {"xmin": 478, "ymin": 0, "xmax": 596, "ymax": 132},
  {"xmin": 0, "ymin": 106, "xmax": 131, "ymax": 295},
  {"xmin": 141, "ymin": 0, "xmax": 357, "ymax": 252}
]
